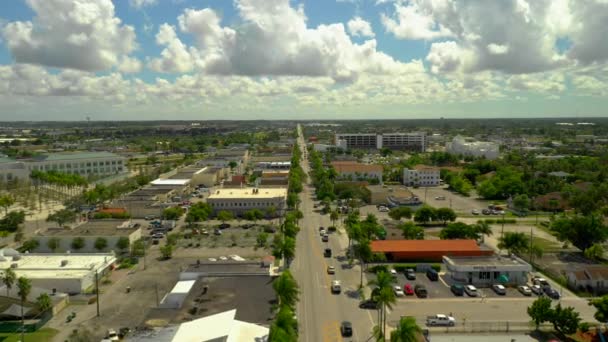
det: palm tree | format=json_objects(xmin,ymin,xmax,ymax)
[
  {"xmin": 35, "ymin": 293, "xmax": 52, "ymax": 312},
  {"xmin": 390, "ymin": 316, "xmax": 421, "ymax": 342},
  {"xmin": 474, "ymin": 220, "xmax": 493, "ymax": 242},
  {"xmin": 377, "ymin": 286, "xmax": 397, "ymax": 337},
  {"xmin": 17, "ymin": 276, "xmax": 31, "ymax": 331},
  {"xmin": 272, "ymin": 270, "xmax": 300, "ymax": 310},
  {"xmin": 368, "ymin": 271, "xmax": 396, "ymax": 337},
  {"xmin": 330, "ymin": 210, "xmax": 339, "ymax": 228},
  {"xmin": 2, "ymin": 268, "xmax": 16, "ymax": 297}
]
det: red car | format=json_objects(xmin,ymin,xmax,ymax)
[{"xmin": 404, "ymin": 284, "xmax": 414, "ymax": 296}]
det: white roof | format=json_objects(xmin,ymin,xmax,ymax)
[
  {"xmin": 170, "ymin": 280, "xmax": 195, "ymax": 294},
  {"xmin": 151, "ymin": 179, "xmax": 190, "ymax": 186},
  {"xmin": 0, "ymin": 252, "xmax": 115, "ymax": 280},
  {"xmin": 227, "ymin": 320, "xmax": 269, "ymax": 342},
  {"xmin": 173, "ymin": 309, "xmax": 236, "ymax": 341},
  {"xmin": 208, "ymin": 188, "xmax": 287, "ymax": 199}
]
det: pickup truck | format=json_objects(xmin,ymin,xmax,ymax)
[{"xmin": 426, "ymin": 314, "xmax": 456, "ymax": 326}]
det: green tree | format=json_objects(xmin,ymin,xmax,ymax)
[
  {"xmin": 228, "ymin": 161, "xmax": 238, "ymax": 170},
  {"xmin": 368, "ymin": 271, "xmax": 396, "ymax": 338},
  {"xmin": 94, "ymin": 237, "xmax": 108, "ymax": 251},
  {"xmin": 162, "ymin": 206, "xmax": 184, "ymax": 220},
  {"xmin": 513, "ymin": 194, "xmax": 531, "ymax": 212},
  {"xmin": 330, "ymin": 210, "xmax": 339, "ymax": 228},
  {"xmin": 244, "ymin": 209, "xmax": 265, "ymax": 221},
  {"xmin": 390, "ymin": 316, "xmax": 421, "ymax": 342},
  {"xmin": 71, "ymin": 237, "xmax": 86, "ymax": 251},
  {"xmin": 17, "ymin": 276, "xmax": 31, "ymax": 330},
  {"xmin": 439, "ymin": 222, "xmax": 478, "ymax": 240},
  {"xmin": 388, "ymin": 207, "xmax": 412, "ymax": 221},
  {"xmin": 256, "ymin": 232, "xmax": 269, "ymax": 248},
  {"xmin": 115, "ymin": 236, "xmax": 130, "ymax": 253},
  {"xmin": 590, "ymin": 295, "xmax": 608, "ymax": 322},
  {"xmin": 0, "ymin": 210, "xmax": 26, "ymax": 232},
  {"xmin": 216, "ymin": 210, "xmax": 234, "ymax": 223},
  {"xmin": 47, "ymin": 237, "xmax": 61, "ymax": 252},
  {"xmin": 399, "ymin": 222, "xmax": 424, "ymax": 240},
  {"xmin": 414, "ymin": 206, "xmax": 436, "ymax": 225},
  {"xmin": 551, "ymin": 303, "xmax": 581, "ymax": 335},
  {"xmin": 160, "ymin": 244, "xmax": 174, "ymax": 259},
  {"xmin": 266, "ymin": 205, "xmax": 277, "ymax": 219},
  {"xmin": 435, "ymin": 207, "xmax": 457, "ymax": 225},
  {"xmin": 185, "ymin": 202, "xmax": 212, "ymax": 224},
  {"xmin": 498, "ymin": 232, "xmax": 529, "ymax": 256},
  {"xmin": 0, "ymin": 195, "xmax": 15, "ymax": 216},
  {"xmin": 527, "ymin": 296, "xmax": 552, "ymax": 329},
  {"xmin": 21, "ymin": 239, "xmax": 39, "ymax": 252},
  {"xmin": 272, "ymin": 270, "xmax": 300, "ymax": 309},
  {"xmin": 474, "ymin": 220, "xmax": 493, "ymax": 243},
  {"xmin": 2, "ymin": 268, "xmax": 16, "ymax": 297},
  {"xmin": 551, "ymin": 214, "xmax": 608, "ymax": 251},
  {"xmin": 287, "ymin": 192, "xmax": 300, "ymax": 209},
  {"xmin": 584, "ymin": 243, "xmax": 605, "ymax": 261},
  {"xmin": 46, "ymin": 209, "xmax": 77, "ymax": 228},
  {"xmin": 269, "ymin": 305, "xmax": 298, "ymax": 342},
  {"xmin": 35, "ymin": 293, "xmax": 52, "ymax": 312},
  {"xmin": 130, "ymin": 239, "xmax": 145, "ymax": 257}
]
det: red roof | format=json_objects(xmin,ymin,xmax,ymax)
[{"xmin": 371, "ymin": 239, "xmax": 481, "ymax": 253}]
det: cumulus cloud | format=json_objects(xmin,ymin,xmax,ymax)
[
  {"xmin": 347, "ymin": 17, "xmax": 375, "ymax": 37},
  {"xmin": 2, "ymin": 0, "xmax": 137, "ymax": 72},
  {"xmin": 129, "ymin": 0, "xmax": 157, "ymax": 9},
  {"xmin": 149, "ymin": 0, "xmax": 410, "ymax": 81},
  {"xmin": 148, "ymin": 24, "xmax": 198, "ymax": 73},
  {"xmin": 381, "ymin": 0, "xmax": 454, "ymax": 40},
  {"xmin": 118, "ymin": 56, "xmax": 143, "ymax": 73}
]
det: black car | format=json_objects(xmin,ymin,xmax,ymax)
[
  {"xmin": 324, "ymin": 248, "xmax": 332, "ymax": 257},
  {"xmin": 405, "ymin": 268, "xmax": 416, "ymax": 280},
  {"xmin": 426, "ymin": 268, "xmax": 439, "ymax": 281},
  {"xmin": 359, "ymin": 300, "xmax": 380, "ymax": 310},
  {"xmin": 415, "ymin": 284, "xmax": 428, "ymax": 298},
  {"xmin": 544, "ymin": 287, "xmax": 560, "ymax": 299},
  {"xmin": 450, "ymin": 284, "xmax": 465, "ymax": 296},
  {"xmin": 340, "ymin": 321, "xmax": 353, "ymax": 337},
  {"xmin": 219, "ymin": 223, "xmax": 231, "ymax": 229}
]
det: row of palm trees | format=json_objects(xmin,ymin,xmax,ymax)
[{"xmin": 1, "ymin": 268, "xmax": 52, "ymax": 333}]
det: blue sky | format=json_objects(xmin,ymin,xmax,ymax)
[{"xmin": 0, "ymin": 0, "xmax": 606, "ymax": 121}]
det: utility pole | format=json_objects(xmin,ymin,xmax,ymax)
[{"xmin": 95, "ymin": 270, "xmax": 100, "ymax": 317}]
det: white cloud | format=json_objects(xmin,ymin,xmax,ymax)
[
  {"xmin": 118, "ymin": 56, "xmax": 143, "ymax": 73},
  {"xmin": 507, "ymin": 73, "xmax": 566, "ymax": 93},
  {"xmin": 148, "ymin": 24, "xmax": 197, "ymax": 73},
  {"xmin": 347, "ymin": 17, "xmax": 375, "ymax": 37},
  {"xmin": 2, "ymin": 0, "xmax": 137, "ymax": 72},
  {"xmin": 381, "ymin": 0, "xmax": 454, "ymax": 40},
  {"xmin": 487, "ymin": 44, "xmax": 509, "ymax": 55},
  {"xmin": 129, "ymin": 0, "xmax": 158, "ymax": 9},
  {"xmin": 572, "ymin": 75, "xmax": 607, "ymax": 96},
  {"xmin": 426, "ymin": 41, "xmax": 465, "ymax": 74}
]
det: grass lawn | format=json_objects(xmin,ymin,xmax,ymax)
[
  {"xmin": 0, "ymin": 328, "xmax": 58, "ymax": 342},
  {"xmin": 532, "ymin": 236, "xmax": 561, "ymax": 251}
]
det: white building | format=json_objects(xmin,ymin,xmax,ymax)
[
  {"xmin": 159, "ymin": 280, "xmax": 196, "ymax": 309},
  {"xmin": 403, "ymin": 165, "xmax": 440, "ymax": 187},
  {"xmin": 334, "ymin": 132, "xmax": 426, "ymax": 151},
  {"xmin": 447, "ymin": 136, "xmax": 499, "ymax": 160},
  {"xmin": 0, "ymin": 157, "xmax": 29, "ymax": 182},
  {"xmin": 206, "ymin": 188, "xmax": 287, "ymax": 216},
  {"xmin": 443, "ymin": 255, "xmax": 532, "ymax": 287},
  {"xmin": 0, "ymin": 248, "xmax": 116, "ymax": 294}
]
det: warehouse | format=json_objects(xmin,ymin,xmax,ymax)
[
  {"xmin": 443, "ymin": 255, "xmax": 532, "ymax": 286},
  {"xmin": 370, "ymin": 240, "xmax": 493, "ymax": 262},
  {"xmin": 0, "ymin": 248, "xmax": 115, "ymax": 294}
]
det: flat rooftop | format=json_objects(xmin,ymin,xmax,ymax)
[
  {"xmin": 207, "ymin": 188, "xmax": 287, "ymax": 199},
  {"xmin": 443, "ymin": 255, "xmax": 530, "ymax": 267},
  {"xmin": 151, "ymin": 179, "xmax": 190, "ymax": 186},
  {"xmin": 41, "ymin": 220, "xmax": 139, "ymax": 237},
  {"xmin": 371, "ymin": 239, "xmax": 484, "ymax": 253},
  {"xmin": 184, "ymin": 261, "xmax": 270, "ymax": 275},
  {"xmin": 0, "ymin": 251, "xmax": 115, "ymax": 279},
  {"xmin": 30, "ymin": 152, "xmax": 123, "ymax": 162},
  {"xmin": 129, "ymin": 187, "xmax": 174, "ymax": 196}
]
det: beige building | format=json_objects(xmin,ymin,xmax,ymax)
[
  {"xmin": 331, "ymin": 161, "xmax": 383, "ymax": 184},
  {"xmin": 403, "ymin": 165, "xmax": 441, "ymax": 187},
  {"xmin": 207, "ymin": 188, "xmax": 287, "ymax": 216}
]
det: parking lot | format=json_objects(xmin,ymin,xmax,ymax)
[{"xmin": 408, "ymin": 186, "xmax": 492, "ymax": 214}]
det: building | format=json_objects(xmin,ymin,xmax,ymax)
[
  {"xmin": 0, "ymin": 248, "xmax": 115, "ymax": 294},
  {"xmin": 0, "ymin": 157, "xmax": 29, "ymax": 182},
  {"xmin": 331, "ymin": 161, "xmax": 383, "ymax": 184},
  {"xmin": 34, "ymin": 220, "xmax": 142, "ymax": 253},
  {"xmin": 403, "ymin": 165, "xmax": 441, "ymax": 187},
  {"xmin": 334, "ymin": 132, "xmax": 426, "ymax": 151},
  {"xmin": 443, "ymin": 255, "xmax": 532, "ymax": 287},
  {"xmin": 206, "ymin": 187, "xmax": 287, "ymax": 216},
  {"xmin": 371, "ymin": 240, "xmax": 493, "ymax": 261},
  {"xmin": 567, "ymin": 266, "xmax": 608, "ymax": 294},
  {"xmin": 159, "ymin": 280, "xmax": 196, "ymax": 309},
  {"xmin": 446, "ymin": 136, "xmax": 499, "ymax": 160},
  {"xmin": 167, "ymin": 166, "xmax": 225, "ymax": 187}
]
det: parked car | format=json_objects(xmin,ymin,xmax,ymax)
[
  {"xmin": 152, "ymin": 233, "xmax": 164, "ymax": 239},
  {"xmin": 390, "ymin": 269, "xmax": 398, "ymax": 277},
  {"xmin": 394, "ymin": 285, "xmax": 405, "ymax": 297},
  {"xmin": 404, "ymin": 284, "xmax": 414, "ymax": 295},
  {"xmin": 214, "ymin": 229, "xmax": 222, "ymax": 235},
  {"xmin": 533, "ymin": 277, "xmax": 551, "ymax": 290},
  {"xmin": 340, "ymin": 321, "xmax": 353, "ymax": 337},
  {"xmin": 378, "ymin": 206, "xmax": 389, "ymax": 212},
  {"xmin": 492, "ymin": 284, "xmax": 506, "ymax": 295},
  {"xmin": 327, "ymin": 265, "xmax": 335, "ymax": 274},
  {"xmin": 359, "ymin": 299, "xmax": 380, "ymax": 309},
  {"xmin": 331, "ymin": 280, "xmax": 341, "ymax": 294},
  {"xmin": 518, "ymin": 285, "xmax": 533, "ymax": 296},
  {"xmin": 482, "ymin": 209, "xmax": 491, "ymax": 215},
  {"xmin": 435, "ymin": 196, "xmax": 446, "ymax": 200},
  {"xmin": 426, "ymin": 314, "xmax": 455, "ymax": 327},
  {"xmin": 219, "ymin": 223, "xmax": 231, "ymax": 229},
  {"xmin": 324, "ymin": 248, "xmax": 332, "ymax": 258},
  {"xmin": 426, "ymin": 268, "xmax": 439, "ymax": 281},
  {"xmin": 464, "ymin": 285, "xmax": 478, "ymax": 297},
  {"xmin": 405, "ymin": 268, "xmax": 416, "ymax": 280},
  {"xmin": 471, "ymin": 209, "xmax": 480, "ymax": 215},
  {"xmin": 544, "ymin": 287, "xmax": 560, "ymax": 299},
  {"xmin": 531, "ymin": 284, "xmax": 543, "ymax": 295},
  {"xmin": 450, "ymin": 284, "xmax": 465, "ymax": 296},
  {"xmin": 415, "ymin": 284, "xmax": 428, "ymax": 298}
]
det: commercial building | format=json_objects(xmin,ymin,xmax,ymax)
[
  {"xmin": 443, "ymin": 255, "xmax": 532, "ymax": 287},
  {"xmin": 403, "ymin": 165, "xmax": 441, "ymax": 187},
  {"xmin": 34, "ymin": 220, "xmax": 142, "ymax": 253},
  {"xmin": 159, "ymin": 280, "xmax": 196, "ymax": 309},
  {"xmin": 206, "ymin": 187, "xmax": 287, "ymax": 216},
  {"xmin": 167, "ymin": 166, "xmax": 224, "ymax": 187},
  {"xmin": 0, "ymin": 157, "xmax": 29, "ymax": 182},
  {"xmin": 447, "ymin": 136, "xmax": 499, "ymax": 160},
  {"xmin": 371, "ymin": 240, "xmax": 493, "ymax": 262},
  {"xmin": 334, "ymin": 132, "xmax": 426, "ymax": 151},
  {"xmin": 331, "ymin": 161, "xmax": 383, "ymax": 184},
  {"xmin": 0, "ymin": 248, "xmax": 115, "ymax": 294}
]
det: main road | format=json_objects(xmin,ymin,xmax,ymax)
[{"xmin": 292, "ymin": 124, "xmax": 376, "ymax": 342}]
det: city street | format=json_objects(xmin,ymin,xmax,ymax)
[{"xmin": 292, "ymin": 125, "xmax": 376, "ymax": 342}]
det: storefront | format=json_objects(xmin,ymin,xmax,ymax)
[{"xmin": 443, "ymin": 255, "xmax": 532, "ymax": 287}]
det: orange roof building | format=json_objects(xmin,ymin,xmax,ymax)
[{"xmin": 371, "ymin": 239, "xmax": 493, "ymax": 261}]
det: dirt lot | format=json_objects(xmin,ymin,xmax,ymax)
[{"xmin": 408, "ymin": 186, "xmax": 493, "ymax": 214}]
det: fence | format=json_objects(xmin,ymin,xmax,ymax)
[{"xmin": 0, "ymin": 309, "xmax": 52, "ymax": 333}]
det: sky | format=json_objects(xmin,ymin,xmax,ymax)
[{"xmin": 0, "ymin": 0, "xmax": 607, "ymax": 121}]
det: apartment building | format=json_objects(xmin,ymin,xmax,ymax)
[
  {"xmin": 403, "ymin": 165, "xmax": 440, "ymax": 187},
  {"xmin": 335, "ymin": 132, "xmax": 426, "ymax": 151},
  {"xmin": 447, "ymin": 136, "xmax": 499, "ymax": 160},
  {"xmin": 206, "ymin": 187, "xmax": 287, "ymax": 216}
]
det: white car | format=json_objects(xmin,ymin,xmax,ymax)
[
  {"xmin": 327, "ymin": 266, "xmax": 335, "ymax": 274},
  {"xmin": 531, "ymin": 284, "xmax": 543, "ymax": 295},
  {"xmin": 319, "ymin": 229, "xmax": 326, "ymax": 236},
  {"xmin": 394, "ymin": 285, "xmax": 405, "ymax": 297},
  {"xmin": 492, "ymin": 284, "xmax": 506, "ymax": 295},
  {"xmin": 464, "ymin": 285, "xmax": 478, "ymax": 297},
  {"xmin": 518, "ymin": 285, "xmax": 532, "ymax": 296},
  {"xmin": 471, "ymin": 209, "xmax": 480, "ymax": 215},
  {"xmin": 331, "ymin": 280, "xmax": 341, "ymax": 294},
  {"xmin": 390, "ymin": 269, "xmax": 398, "ymax": 277},
  {"xmin": 378, "ymin": 206, "xmax": 389, "ymax": 212}
]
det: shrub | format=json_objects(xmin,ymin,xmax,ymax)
[
  {"xmin": 484, "ymin": 219, "xmax": 496, "ymax": 224},
  {"xmin": 579, "ymin": 322, "xmax": 590, "ymax": 333}
]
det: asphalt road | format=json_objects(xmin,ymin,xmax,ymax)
[{"xmin": 292, "ymin": 125, "xmax": 376, "ymax": 342}]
